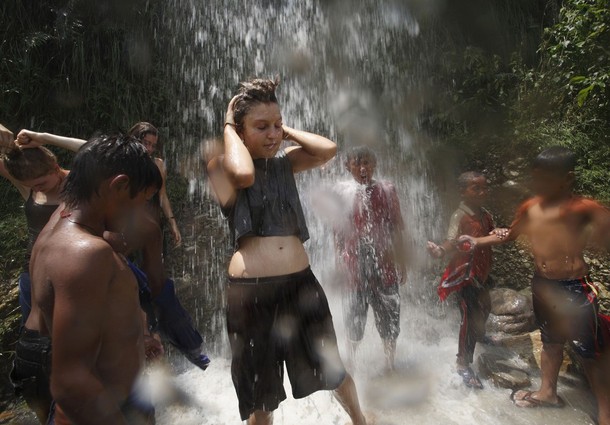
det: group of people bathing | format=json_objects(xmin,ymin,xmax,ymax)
[{"xmin": 0, "ymin": 76, "xmax": 609, "ymax": 425}]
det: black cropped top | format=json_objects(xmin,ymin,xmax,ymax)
[{"xmin": 224, "ymin": 150, "xmax": 310, "ymax": 247}]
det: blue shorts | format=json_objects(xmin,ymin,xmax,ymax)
[{"xmin": 532, "ymin": 275, "xmax": 603, "ymax": 358}]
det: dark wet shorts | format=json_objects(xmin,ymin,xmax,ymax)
[
  {"xmin": 10, "ymin": 328, "xmax": 52, "ymax": 422},
  {"xmin": 226, "ymin": 267, "xmax": 346, "ymax": 421},
  {"xmin": 532, "ymin": 275, "xmax": 603, "ymax": 358},
  {"xmin": 344, "ymin": 283, "xmax": 401, "ymax": 342}
]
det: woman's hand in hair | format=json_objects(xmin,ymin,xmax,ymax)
[
  {"xmin": 225, "ymin": 95, "xmax": 239, "ymax": 127},
  {"xmin": 16, "ymin": 129, "xmax": 44, "ymax": 149}
]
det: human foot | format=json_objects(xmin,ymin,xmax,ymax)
[
  {"xmin": 510, "ymin": 390, "xmax": 565, "ymax": 408},
  {"xmin": 457, "ymin": 367, "xmax": 483, "ymax": 389}
]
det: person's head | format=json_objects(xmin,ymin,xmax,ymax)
[
  {"xmin": 458, "ymin": 171, "xmax": 488, "ymax": 208},
  {"xmin": 531, "ymin": 146, "xmax": 576, "ymax": 199},
  {"xmin": 345, "ymin": 146, "xmax": 377, "ymax": 185},
  {"xmin": 61, "ymin": 134, "xmax": 162, "ymax": 225},
  {"xmin": 128, "ymin": 122, "xmax": 159, "ymax": 156},
  {"xmin": 3, "ymin": 146, "xmax": 63, "ymax": 193},
  {"xmin": 232, "ymin": 77, "xmax": 282, "ymax": 159}
]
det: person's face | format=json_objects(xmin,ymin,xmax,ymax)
[
  {"xmin": 21, "ymin": 168, "xmax": 62, "ymax": 194},
  {"xmin": 239, "ymin": 102, "xmax": 283, "ymax": 160},
  {"xmin": 141, "ymin": 134, "xmax": 158, "ymax": 156},
  {"xmin": 531, "ymin": 168, "xmax": 573, "ymax": 200},
  {"xmin": 347, "ymin": 156, "xmax": 376, "ymax": 185},
  {"xmin": 461, "ymin": 176, "xmax": 488, "ymax": 207}
]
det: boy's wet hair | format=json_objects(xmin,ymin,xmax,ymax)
[
  {"xmin": 3, "ymin": 146, "xmax": 58, "ymax": 181},
  {"xmin": 345, "ymin": 146, "xmax": 377, "ymax": 166},
  {"xmin": 61, "ymin": 134, "xmax": 162, "ymax": 209},
  {"xmin": 532, "ymin": 146, "xmax": 576, "ymax": 174},
  {"xmin": 128, "ymin": 122, "xmax": 159, "ymax": 141},
  {"xmin": 233, "ymin": 77, "xmax": 280, "ymax": 132},
  {"xmin": 457, "ymin": 171, "xmax": 485, "ymax": 191}
]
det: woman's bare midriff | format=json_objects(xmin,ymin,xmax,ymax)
[{"xmin": 228, "ymin": 235, "xmax": 310, "ymax": 278}]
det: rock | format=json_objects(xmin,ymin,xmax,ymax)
[
  {"xmin": 486, "ymin": 288, "xmax": 536, "ymax": 335},
  {"xmin": 490, "ymin": 288, "xmax": 531, "ymax": 315},
  {"xmin": 477, "ymin": 352, "xmax": 531, "ymax": 389},
  {"xmin": 491, "ymin": 330, "xmax": 575, "ymax": 374}
]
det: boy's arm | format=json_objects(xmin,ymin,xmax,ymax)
[
  {"xmin": 589, "ymin": 201, "xmax": 610, "ymax": 251},
  {"xmin": 50, "ymin": 243, "xmax": 129, "ymax": 425},
  {"xmin": 16, "ymin": 130, "xmax": 86, "ymax": 152}
]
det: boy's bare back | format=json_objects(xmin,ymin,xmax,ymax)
[{"xmin": 27, "ymin": 210, "xmax": 144, "ymax": 424}]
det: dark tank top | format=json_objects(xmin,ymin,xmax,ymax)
[
  {"xmin": 225, "ymin": 150, "xmax": 310, "ymax": 247},
  {"xmin": 24, "ymin": 191, "xmax": 59, "ymax": 270}
]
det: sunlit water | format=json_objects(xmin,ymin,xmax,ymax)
[{"xmin": 154, "ymin": 1, "xmax": 598, "ymax": 424}]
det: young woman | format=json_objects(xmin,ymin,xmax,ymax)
[
  {"xmin": 207, "ymin": 79, "xmax": 367, "ymax": 425},
  {"xmin": 128, "ymin": 122, "xmax": 182, "ymax": 247}
]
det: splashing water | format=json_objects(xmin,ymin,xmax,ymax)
[{"xmin": 154, "ymin": 1, "xmax": 597, "ymax": 424}]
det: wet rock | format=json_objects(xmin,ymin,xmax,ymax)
[
  {"xmin": 486, "ymin": 288, "xmax": 536, "ymax": 335},
  {"xmin": 477, "ymin": 352, "xmax": 531, "ymax": 389},
  {"xmin": 492, "ymin": 331, "xmax": 575, "ymax": 374}
]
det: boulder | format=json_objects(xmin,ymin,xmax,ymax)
[
  {"xmin": 486, "ymin": 288, "xmax": 536, "ymax": 335},
  {"xmin": 477, "ymin": 352, "xmax": 531, "ymax": 389}
]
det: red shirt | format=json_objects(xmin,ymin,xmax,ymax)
[
  {"xmin": 341, "ymin": 180, "xmax": 404, "ymax": 290},
  {"xmin": 438, "ymin": 202, "xmax": 494, "ymax": 300}
]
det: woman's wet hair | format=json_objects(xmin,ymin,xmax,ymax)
[
  {"xmin": 233, "ymin": 77, "xmax": 280, "ymax": 132},
  {"xmin": 457, "ymin": 171, "xmax": 485, "ymax": 191},
  {"xmin": 532, "ymin": 146, "xmax": 576, "ymax": 175},
  {"xmin": 61, "ymin": 134, "xmax": 162, "ymax": 208},
  {"xmin": 3, "ymin": 146, "xmax": 58, "ymax": 181},
  {"xmin": 128, "ymin": 122, "xmax": 158, "ymax": 141}
]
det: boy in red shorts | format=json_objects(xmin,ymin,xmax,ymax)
[
  {"xmin": 427, "ymin": 171, "xmax": 495, "ymax": 389},
  {"xmin": 461, "ymin": 147, "xmax": 610, "ymax": 424}
]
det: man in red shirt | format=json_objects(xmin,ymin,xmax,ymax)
[
  {"xmin": 335, "ymin": 147, "xmax": 406, "ymax": 371},
  {"xmin": 427, "ymin": 171, "xmax": 494, "ymax": 389}
]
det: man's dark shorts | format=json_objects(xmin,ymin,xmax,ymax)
[
  {"xmin": 10, "ymin": 328, "xmax": 52, "ymax": 423},
  {"xmin": 532, "ymin": 275, "xmax": 603, "ymax": 358},
  {"xmin": 344, "ymin": 283, "xmax": 401, "ymax": 343},
  {"xmin": 227, "ymin": 267, "xmax": 346, "ymax": 421}
]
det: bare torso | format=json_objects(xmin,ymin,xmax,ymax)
[
  {"xmin": 228, "ymin": 235, "xmax": 310, "ymax": 278},
  {"xmin": 26, "ymin": 210, "xmax": 144, "ymax": 419},
  {"xmin": 522, "ymin": 200, "xmax": 590, "ymax": 279}
]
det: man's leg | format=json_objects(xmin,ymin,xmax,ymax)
[
  {"xmin": 247, "ymin": 410, "xmax": 273, "ymax": 425},
  {"xmin": 333, "ymin": 374, "xmax": 367, "ymax": 425},
  {"xmin": 382, "ymin": 338, "xmax": 397, "ymax": 371},
  {"xmin": 513, "ymin": 342, "xmax": 563, "ymax": 406}
]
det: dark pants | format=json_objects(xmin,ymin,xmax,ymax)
[
  {"xmin": 18, "ymin": 272, "xmax": 32, "ymax": 324},
  {"xmin": 10, "ymin": 328, "xmax": 52, "ymax": 424},
  {"xmin": 457, "ymin": 284, "xmax": 491, "ymax": 365}
]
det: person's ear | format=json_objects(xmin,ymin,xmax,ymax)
[{"xmin": 108, "ymin": 174, "xmax": 130, "ymax": 194}]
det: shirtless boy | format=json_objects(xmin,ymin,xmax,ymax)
[
  {"xmin": 24, "ymin": 134, "xmax": 162, "ymax": 425},
  {"xmin": 462, "ymin": 146, "xmax": 610, "ymax": 424}
]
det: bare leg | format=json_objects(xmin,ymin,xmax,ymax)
[
  {"xmin": 333, "ymin": 373, "xmax": 367, "ymax": 425},
  {"xmin": 582, "ymin": 354, "xmax": 610, "ymax": 425},
  {"xmin": 247, "ymin": 410, "xmax": 273, "ymax": 425},
  {"xmin": 383, "ymin": 338, "xmax": 396, "ymax": 371},
  {"xmin": 513, "ymin": 342, "xmax": 564, "ymax": 405}
]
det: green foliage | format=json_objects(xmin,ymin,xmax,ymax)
[{"xmin": 539, "ymin": 0, "xmax": 610, "ymax": 118}]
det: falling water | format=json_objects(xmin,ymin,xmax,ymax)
[{"xmin": 151, "ymin": 1, "xmax": 596, "ymax": 424}]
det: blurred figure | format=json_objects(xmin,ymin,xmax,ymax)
[
  {"xmin": 427, "ymin": 172, "xmax": 494, "ymax": 389},
  {"xmin": 334, "ymin": 147, "xmax": 406, "ymax": 371},
  {"xmin": 462, "ymin": 147, "xmax": 610, "ymax": 424},
  {"xmin": 208, "ymin": 78, "xmax": 367, "ymax": 425}
]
